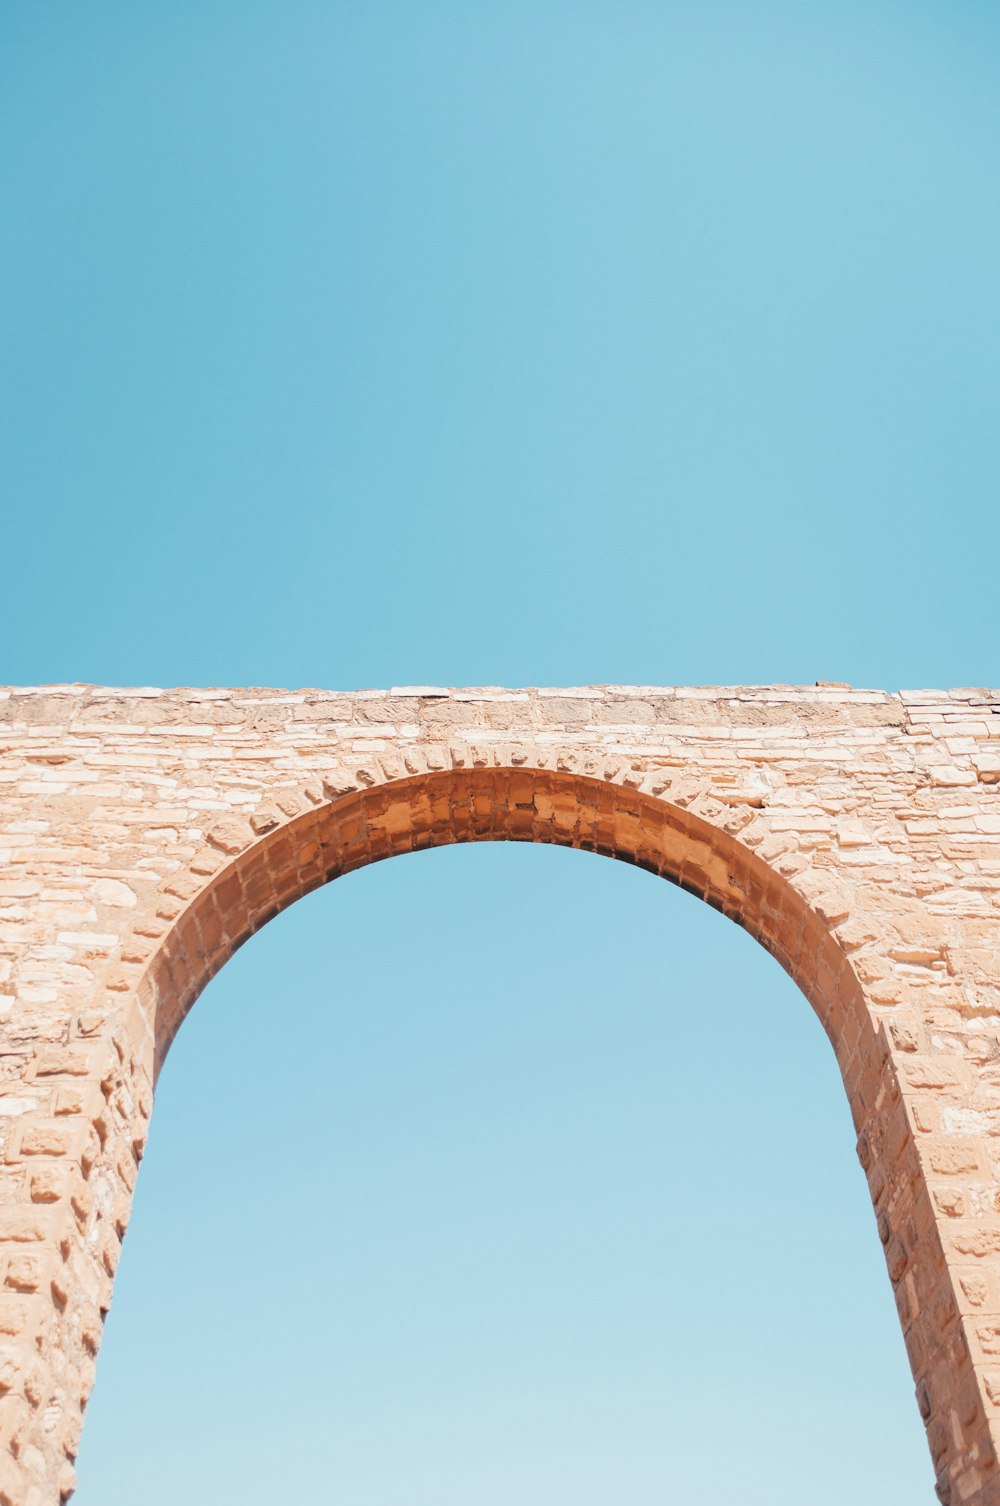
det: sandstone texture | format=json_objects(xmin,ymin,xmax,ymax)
[{"xmin": 0, "ymin": 682, "xmax": 998, "ymax": 1503}]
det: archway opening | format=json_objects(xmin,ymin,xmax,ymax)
[{"xmin": 77, "ymin": 785, "xmax": 933, "ymax": 1502}]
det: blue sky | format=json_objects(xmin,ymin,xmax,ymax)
[{"xmin": 3, "ymin": 2, "xmax": 998, "ymax": 1500}]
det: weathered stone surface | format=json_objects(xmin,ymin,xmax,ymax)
[{"xmin": 0, "ymin": 681, "xmax": 999, "ymax": 1503}]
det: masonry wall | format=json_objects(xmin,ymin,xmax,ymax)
[{"xmin": 0, "ymin": 683, "xmax": 998, "ymax": 1505}]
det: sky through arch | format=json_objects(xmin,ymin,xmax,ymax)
[{"xmin": 74, "ymin": 841, "xmax": 931, "ymax": 1504}]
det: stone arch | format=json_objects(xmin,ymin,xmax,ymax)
[
  {"xmin": 90, "ymin": 763, "xmax": 907, "ymax": 1491},
  {"xmin": 3, "ymin": 688, "xmax": 998, "ymax": 1506},
  {"xmin": 123, "ymin": 754, "xmax": 872, "ymax": 1095}
]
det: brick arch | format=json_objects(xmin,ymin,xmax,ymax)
[
  {"xmin": 3, "ymin": 686, "xmax": 999, "ymax": 1506},
  {"xmin": 127, "ymin": 756, "xmax": 869, "ymax": 1089},
  {"xmin": 104, "ymin": 760, "xmax": 956, "ymax": 1492},
  {"xmin": 93, "ymin": 763, "xmax": 924, "ymax": 1486}
]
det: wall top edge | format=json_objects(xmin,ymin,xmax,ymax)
[{"xmin": 0, "ymin": 683, "xmax": 998, "ymax": 706}]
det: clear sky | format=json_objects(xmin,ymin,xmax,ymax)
[{"xmin": 3, "ymin": 2, "xmax": 998, "ymax": 1501}]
